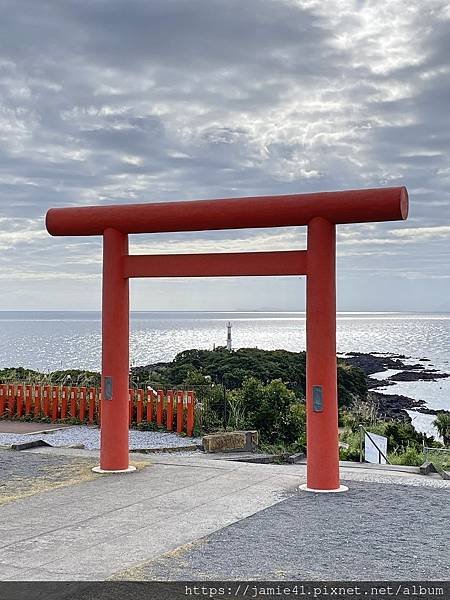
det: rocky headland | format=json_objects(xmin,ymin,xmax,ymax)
[{"xmin": 342, "ymin": 352, "xmax": 450, "ymax": 421}]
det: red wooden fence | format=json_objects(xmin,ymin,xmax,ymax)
[{"xmin": 0, "ymin": 383, "xmax": 195, "ymax": 436}]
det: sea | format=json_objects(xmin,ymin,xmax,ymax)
[{"xmin": 1, "ymin": 311, "xmax": 449, "ymax": 438}]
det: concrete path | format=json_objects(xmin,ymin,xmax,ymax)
[
  {"xmin": 117, "ymin": 480, "xmax": 449, "ymax": 581},
  {"xmin": 1, "ymin": 447, "xmax": 449, "ymax": 581},
  {"xmin": 0, "ymin": 450, "xmax": 301, "ymax": 581}
]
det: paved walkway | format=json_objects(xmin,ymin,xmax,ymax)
[
  {"xmin": 0, "ymin": 448, "xmax": 449, "ymax": 581},
  {"xmin": 117, "ymin": 480, "xmax": 449, "ymax": 581},
  {"xmin": 0, "ymin": 449, "xmax": 300, "ymax": 581}
]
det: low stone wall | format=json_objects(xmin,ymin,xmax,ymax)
[{"xmin": 202, "ymin": 430, "xmax": 258, "ymax": 453}]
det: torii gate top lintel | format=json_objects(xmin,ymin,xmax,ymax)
[
  {"xmin": 46, "ymin": 186, "xmax": 408, "ymax": 236},
  {"xmin": 45, "ymin": 186, "xmax": 409, "ymax": 491}
]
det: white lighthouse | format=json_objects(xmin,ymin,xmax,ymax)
[{"xmin": 226, "ymin": 321, "xmax": 232, "ymax": 351}]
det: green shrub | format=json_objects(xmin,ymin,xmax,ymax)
[
  {"xmin": 227, "ymin": 377, "xmax": 306, "ymax": 447},
  {"xmin": 433, "ymin": 412, "xmax": 450, "ymax": 446},
  {"xmin": 389, "ymin": 446, "xmax": 424, "ymax": 466},
  {"xmin": 136, "ymin": 347, "xmax": 366, "ymax": 409},
  {"xmin": 339, "ymin": 430, "xmax": 362, "ymax": 461}
]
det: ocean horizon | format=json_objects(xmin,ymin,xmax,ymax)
[
  {"xmin": 1, "ymin": 310, "xmax": 449, "ymax": 439},
  {"xmin": 1, "ymin": 310, "xmax": 449, "ymax": 369}
]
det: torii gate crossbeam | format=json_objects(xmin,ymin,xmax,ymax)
[{"xmin": 46, "ymin": 186, "xmax": 408, "ymax": 491}]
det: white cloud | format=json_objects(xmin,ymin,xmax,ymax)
[
  {"xmin": 390, "ymin": 226, "xmax": 450, "ymax": 239},
  {"xmin": 0, "ymin": 0, "xmax": 449, "ymax": 310}
]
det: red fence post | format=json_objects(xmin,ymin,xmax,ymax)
[
  {"xmin": 61, "ymin": 386, "xmax": 68, "ymax": 419},
  {"xmin": 16, "ymin": 385, "xmax": 23, "ymax": 418},
  {"xmin": 33, "ymin": 385, "xmax": 41, "ymax": 417},
  {"xmin": 43, "ymin": 385, "xmax": 51, "ymax": 417},
  {"xmin": 128, "ymin": 388, "xmax": 134, "ymax": 426},
  {"xmin": 146, "ymin": 389, "xmax": 154, "ymax": 423},
  {"xmin": 79, "ymin": 387, "xmax": 87, "ymax": 421},
  {"xmin": 88, "ymin": 388, "xmax": 96, "ymax": 424},
  {"xmin": 186, "ymin": 391, "xmax": 194, "ymax": 437},
  {"xmin": 51, "ymin": 386, "xmax": 59, "ymax": 421},
  {"xmin": 0, "ymin": 384, "xmax": 6, "ymax": 417},
  {"xmin": 166, "ymin": 390, "xmax": 174, "ymax": 431},
  {"xmin": 25, "ymin": 385, "xmax": 32, "ymax": 415},
  {"xmin": 98, "ymin": 390, "xmax": 102, "ymax": 424},
  {"xmin": 7, "ymin": 384, "xmax": 15, "ymax": 416},
  {"xmin": 136, "ymin": 389, "xmax": 144, "ymax": 424},
  {"xmin": 176, "ymin": 390, "xmax": 184, "ymax": 434},
  {"xmin": 70, "ymin": 387, "xmax": 78, "ymax": 419},
  {"xmin": 156, "ymin": 390, "xmax": 163, "ymax": 426}
]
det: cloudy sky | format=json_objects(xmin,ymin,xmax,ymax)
[{"xmin": 1, "ymin": 0, "xmax": 449, "ymax": 312}]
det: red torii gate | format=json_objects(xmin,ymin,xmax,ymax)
[{"xmin": 46, "ymin": 186, "xmax": 408, "ymax": 491}]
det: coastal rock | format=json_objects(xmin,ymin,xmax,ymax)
[
  {"xmin": 343, "ymin": 352, "xmax": 449, "ymax": 379},
  {"xmin": 367, "ymin": 379, "xmax": 396, "ymax": 390},
  {"xmin": 388, "ymin": 371, "xmax": 449, "ymax": 382},
  {"xmin": 370, "ymin": 391, "xmax": 425, "ymax": 422},
  {"xmin": 344, "ymin": 352, "xmax": 450, "ymax": 423},
  {"xmin": 416, "ymin": 407, "xmax": 450, "ymax": 416},
  {"xmin": 344, "ymin": 352, "xmax": 411, "ymax": 375}
]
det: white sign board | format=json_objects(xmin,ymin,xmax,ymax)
[{"xmin": 364, "ymin": 432, "xmax": 388, "ymax": 464}]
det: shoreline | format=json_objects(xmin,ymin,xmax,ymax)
[{"xmin": 342, "ymin": 352, "xmax": 450, "ymax": 424}]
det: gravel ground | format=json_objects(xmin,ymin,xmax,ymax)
[
  {"xmin": 0, "ymin": 448, "xmax": 98, "ymax": 505},
  {"xmin": 0, "ymin": 425, "xmax": 201, "ymax": 450},
  {"xmin": 117, "ymin": 480, "xmax": 450, "ymax": 581},
  {"xmin": 334, "ymin": 468, "xmax": 450, "ymax": 488}
]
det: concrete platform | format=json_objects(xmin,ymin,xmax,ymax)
[
  {"xmin": 0, "ymin": 449, "xmax": 301, "ymax": 581},
  {"xmin": 0, "ymin": 447, "xmax": 449, "ymax": 581},
  {"xmin": 115, "ymin": 480, "xmax": 450, "ymax": 581}
]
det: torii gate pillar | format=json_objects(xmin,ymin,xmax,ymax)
[
  {"xmin": 303, "ymin": 217, "xmax": 341, "ymax": 491},
  {"xmin": 95, "ymin": 228, "xmax": 134, "ymax": 473}
]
